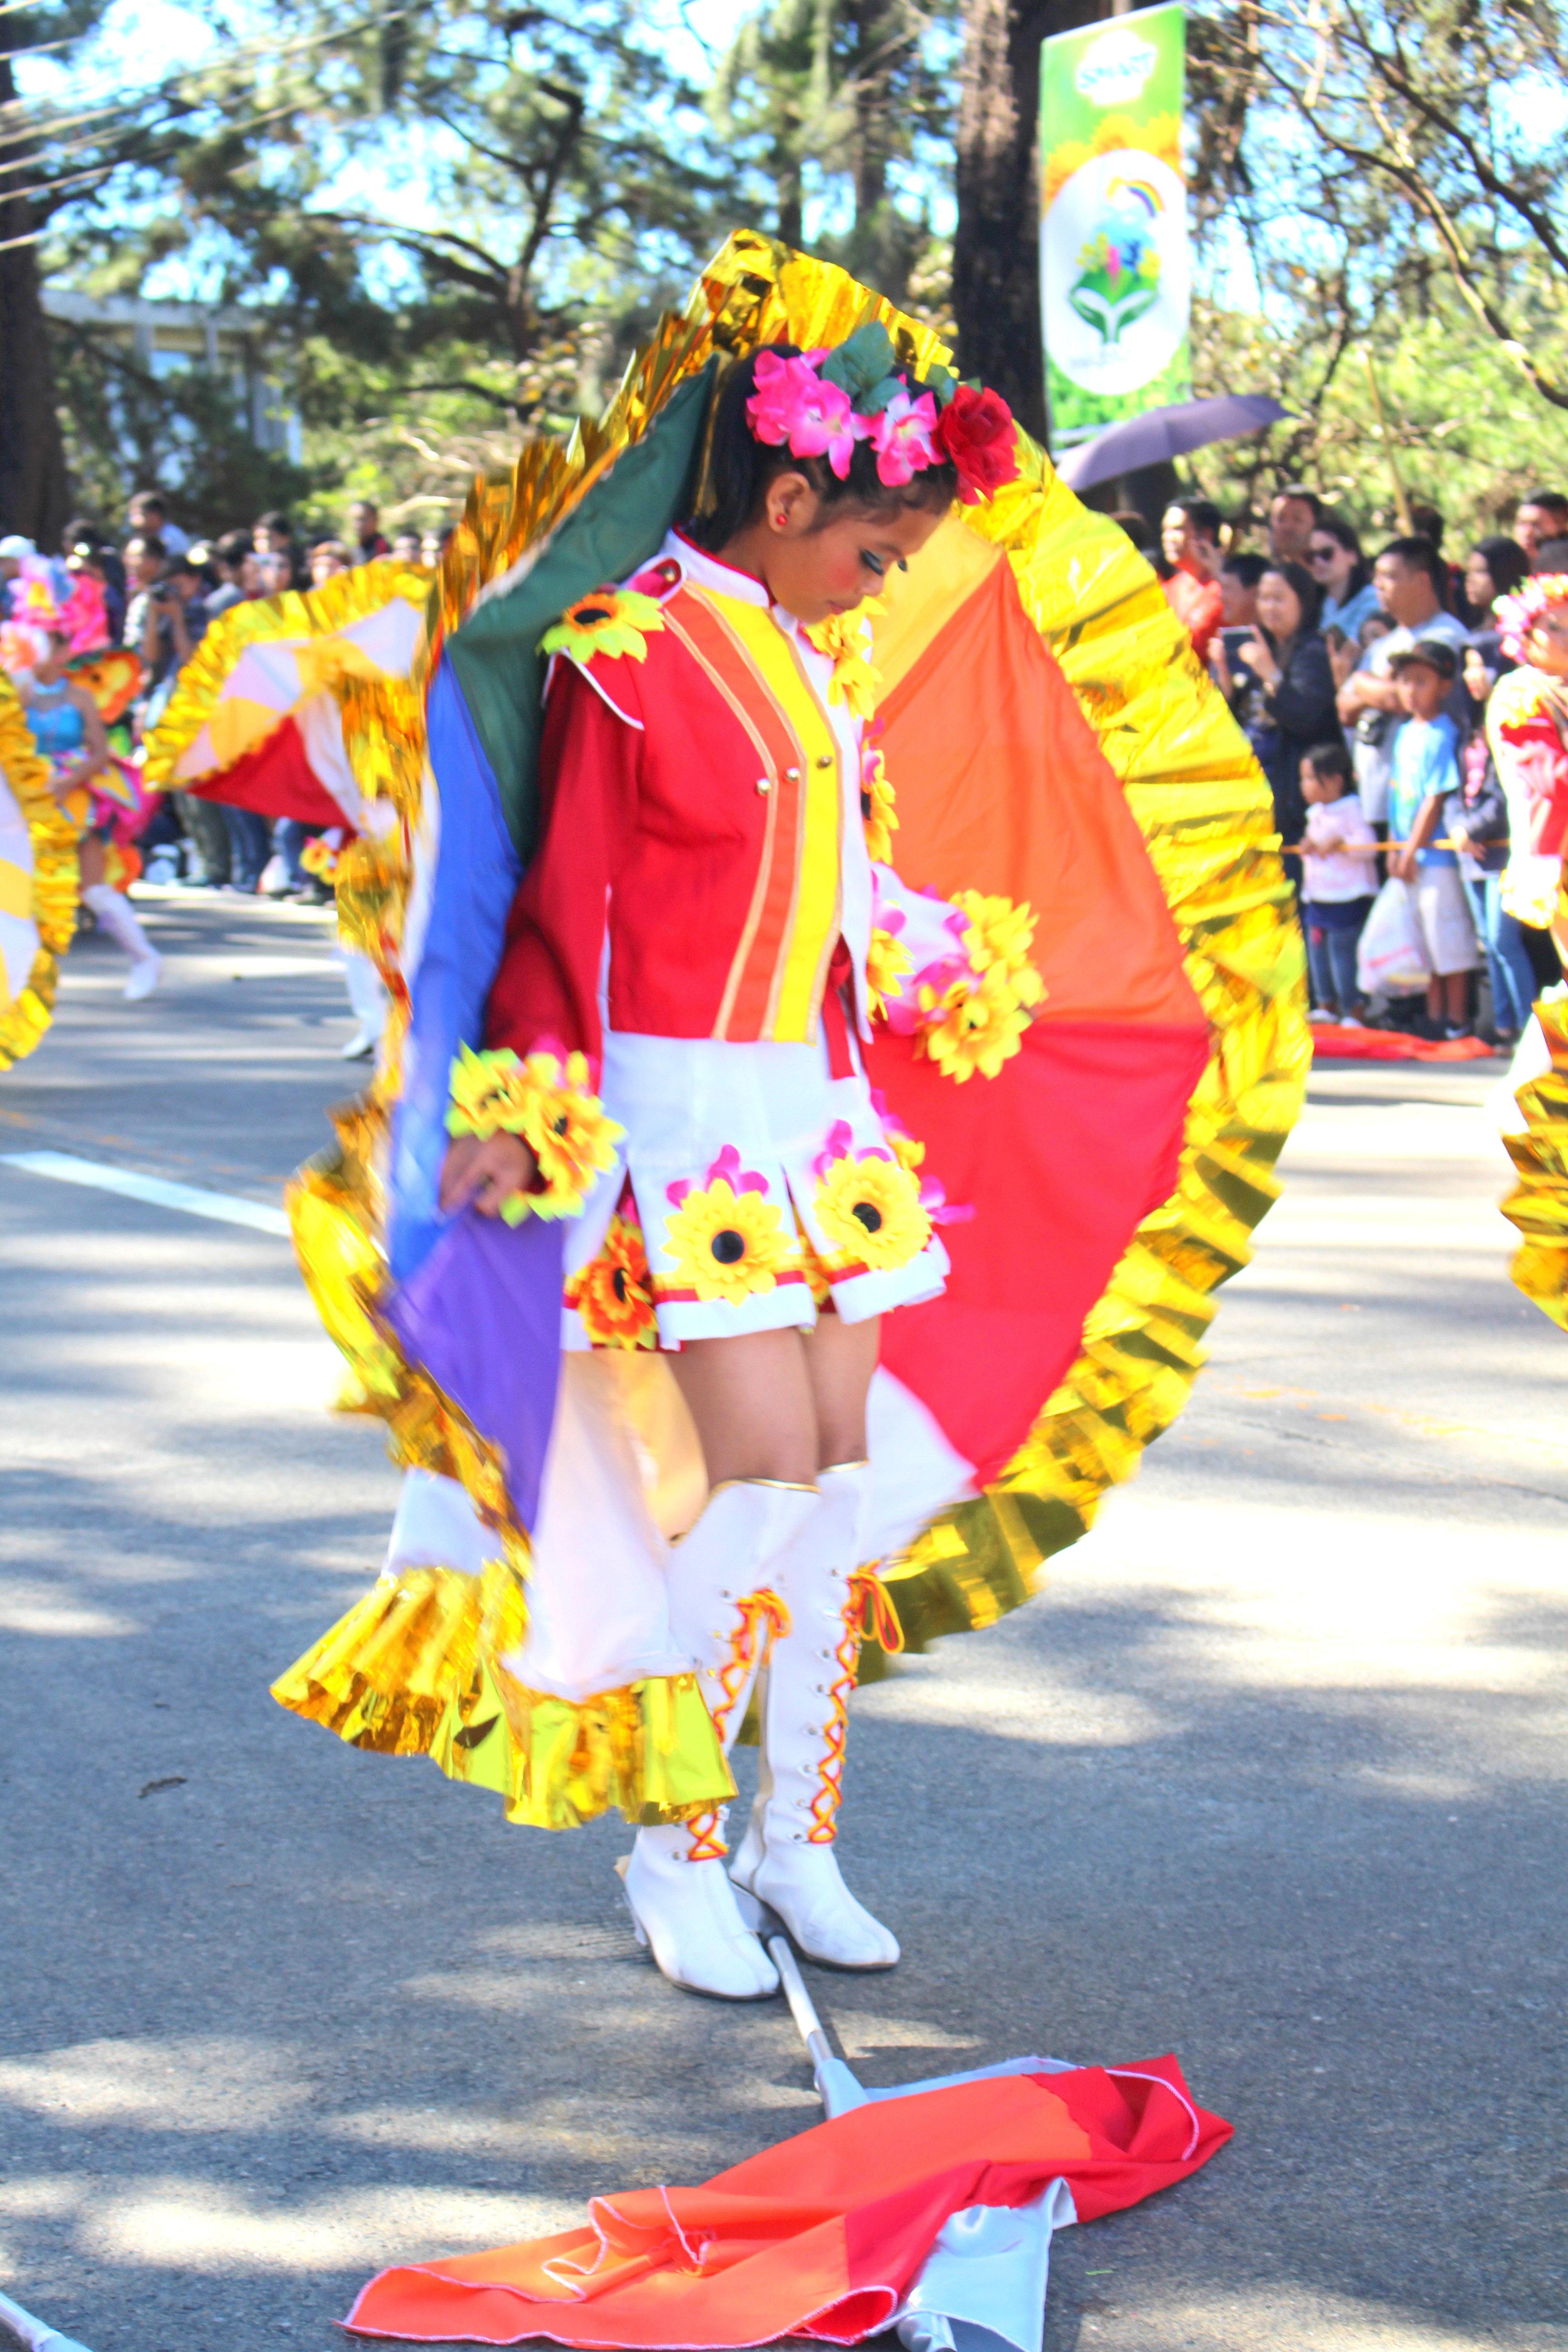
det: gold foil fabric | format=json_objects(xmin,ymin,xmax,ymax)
[
  {"xmin": 0, "ymin": 674, "xmax": 79, "ymax": 1073},
  {"xmin": 270, "ymin": 1560, "xmax": 734, "ymax": 1829},
  {"xmin": 1502, "ymin": 991, "xmax": 1568, "ymax": 1331},
  {"xmin": 140, "ymin": 560, "xmax": 433, "ymax": 793}
]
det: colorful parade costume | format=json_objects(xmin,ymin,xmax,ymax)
[
  {"xmin": 1, "ymin": 565, "xmax": 158, "ymax": 1018},
  {"xmin": 0, "ymin": 672, "xmax": 77, "ymax": 1072},
  {"xmin": 142, "ymin": 558, "xmax": 431, "ymax": 1054},
  {"xmin": 1473, "ymin": 576, "xmax": 1568, "ymax": 1325},
  {"xmin": 239, "ymin": 236, "xmax": 1304, "ymax": 1990}
]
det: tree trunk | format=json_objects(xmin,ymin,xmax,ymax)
[
  {"xmin": 953, "ymin": 0, "xmax": 1102, "ymax": 439},
  {"xmin": 0, "ymin": 46, "xmax": 72, "ymax": 544}
]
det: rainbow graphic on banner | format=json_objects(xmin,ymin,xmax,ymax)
[{"xmin": 1070, "ymin": 176, "xmax": 1166, "ymax": 347}]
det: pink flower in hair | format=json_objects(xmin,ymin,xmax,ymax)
[
  {"xmin": 1495, "ymin": 573, "xmax": 1568, "ymax": 663},
  {"xmin": 868, "ymin": 387, "xmax": 939, "ymax": 486},
  {"xmin": 746, "ymin": 350, "xmax": 866, "ymax": 480}
]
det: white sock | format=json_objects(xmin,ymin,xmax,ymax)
[{"xmin": 83, "ymin": 882, "xmax": 155, "ymax": 965}]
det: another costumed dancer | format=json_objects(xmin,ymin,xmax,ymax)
[
  {"xmin": 274, "ymin": 238, "xmax": 1303, "ymax": 2010},
  {"xmin": 141, "ymin": 558, "xmax": 431, "ymax": 1058},
  {"xmin": 3, "ymin": 567, "xmax": 161, "ymax": 999},
  {"xmin": 1494, "ymin": 575, "xmax": 1568, "ymax": 1323}
]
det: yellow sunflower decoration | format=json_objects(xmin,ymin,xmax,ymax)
[
  {"xmin": 865, "ymin": 922, "xmax": 914, "ymax": 1020},
  {"xmin": 445, "ymin": 1040, "xmax": 625, "ymax": 1222},
  {"xmin": 861, "ymin": 740, "xmax": 898, "ymax": 863},
  {"xmin": 540, "ymin": 587, "xmax": 667, "ymax": 668},
  {"xmin": 813, "ymin": 1144, "xmax": 932, "ymax": 1273},
  {"xmin": 567, "ymin": 1209, "xmax": 660, "ymax": 1349},
  {"xmin": 661, "ymin": 1147, "xmax": 799, "ymax": 1304},
  {"xmin": 807, "ymin": 607, "xmax": 882, "ymax": 719},
  {"xmin": 917, "ymin": 965, "xmax": 1039, "ymax": 1083}
]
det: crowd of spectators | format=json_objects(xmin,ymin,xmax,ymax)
[
  {"xmin": 1142, "ymin": 480, "xmax": 1568, "ymax": 1045},
  {"xmin": 0, "ymin": 494, "xmax": 446, "ymax": 901},
  {"xmin": 5, "ymin": 470, "xmax": 1564, "ymax": 1053}
]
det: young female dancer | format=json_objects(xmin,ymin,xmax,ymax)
[
  {"xmin": 10, "ymin": 578, "xmax": 161, "ymax": 998},
  {"xmin": 431, "ymin": 340, "xmax": 1032, "ymax": 1998}
]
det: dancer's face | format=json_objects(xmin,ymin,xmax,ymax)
[{"xmin": 747, "ymin": 472, "xmax": 946, "ymax": 627}]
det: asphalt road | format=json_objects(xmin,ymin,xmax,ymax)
[{"xmin": 2, "ymin": 892, "xmax": 1565, "ymax": 2352}]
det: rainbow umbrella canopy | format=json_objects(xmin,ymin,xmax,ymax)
[
  {"xmin": 0, "ymin": 673, "xmax": 78, "ymax": 1074},
  {"xmin": 266, "ymin": 231, "xmax": 1308, "ymax": 1828}
]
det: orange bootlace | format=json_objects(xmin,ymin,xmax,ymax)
[
  {"xmin": 807, "ymin": 1569, "xmax": 904, "ymax": 1844},
  {"xmin": 683, "ymin": 1588, "xmax": 790, "ymax": 1862}
]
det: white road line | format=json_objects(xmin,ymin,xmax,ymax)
[{"xmin": 0, "ymin": 1151, "xmax": 290, "ymax": 1236}]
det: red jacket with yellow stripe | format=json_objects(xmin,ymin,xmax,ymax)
[{"xmin": 484, "ymin": 533, "xmax": 928, "ymax": 1069}]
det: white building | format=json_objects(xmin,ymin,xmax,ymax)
[{"xmin": 41, "ymin": 290, "xmax": 302, "ymax": 463}]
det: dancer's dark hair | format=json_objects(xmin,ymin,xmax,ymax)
[{"xmin": 685, "ymin": 345, "xmax": 959, "ymax": 552}]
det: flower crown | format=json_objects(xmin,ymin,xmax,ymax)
[
  {"xmin": 744, "ymin": 322, "xmax": 1019, "ymax": 507},
  {"xmin": 1494, "ymin": 572, "xmax": 1568, "ymax": 663},
  {"xmin": 14, "ymin": 559, "xmax": 109, "ymax": 654}
]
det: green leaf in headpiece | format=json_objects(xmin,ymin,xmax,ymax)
[
  {"xmin": 925, "ymin": 362, "xmax": 958, "ymax": 409},
  {"xmin": 821, "ymin": 321, "xmax": 898, "ymax": 406}
]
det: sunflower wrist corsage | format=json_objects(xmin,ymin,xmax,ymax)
[
  {"xmin": 445, "ymin": 1040, "xmax": 624, "ymax": 1224},
  {"xmin": 911, "ymin": 891, "xmax": 1047, "ymax": 1085}
]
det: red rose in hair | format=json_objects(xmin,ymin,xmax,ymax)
[{"xmin": 933, "ymin": 383, "xmax": 1018, "ymax": 505}]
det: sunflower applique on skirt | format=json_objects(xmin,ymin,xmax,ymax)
[{"xmin": 560, "ymin": 1031, "xmax": 949, "ymax": 1350}]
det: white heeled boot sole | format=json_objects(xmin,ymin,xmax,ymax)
[
  {"xmin": 730, "ymin": 1832, "xmax": 899, "ymax": 1970},
  {"xmin": 621, "ymin": 1828, "xmax": 780, "ymax": 2000}
]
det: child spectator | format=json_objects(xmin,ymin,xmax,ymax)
[
  {"xmin": 1299, "ymin": 739, "xmax": 1379, "ymax": 1022},
  {"xmin": 1385, "ymin": 638, "xmax": 1479, "ymax": 1038},
  {"xmin": 1448, "ymin": 638, "xmax": 1534, "ymax": 1045}
]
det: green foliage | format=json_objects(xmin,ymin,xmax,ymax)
[
  {"xmin": 710, "ymin": 0, "xmax": 956, "ymax": 311},
  {"xmin": 1186, "ymin": 273, "xmax": 1568, "ymax": 546},
  {"xmin": 1182, "ymin": 0, "xmax": 1568, "ymax": 535},
  {"xmin": 49, "ymin": 315, "xmax": 310, "ymax": 531},
  {"xmin": 19, "ymin": 0, "xmax": 1568, "ymax": 545}
]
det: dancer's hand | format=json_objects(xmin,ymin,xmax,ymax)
[{"xmin": 440, "ymin": 1132, "xmax": 538, "ymax": 1216}]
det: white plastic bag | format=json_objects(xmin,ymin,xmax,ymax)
[{"xmin": 1356, "ymin": 876, "xmax": 1430, "ymax": 998}]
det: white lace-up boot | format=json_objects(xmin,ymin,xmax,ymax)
[
  {"xmin": 729, "ymin": 1460, "xmax": 900, "ymax": 1970},
  {"xmin": 622, "ymin": 1477, "xmax": 818, "ymax": 2000}
]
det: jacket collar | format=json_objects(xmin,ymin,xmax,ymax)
[{"xmin": 667, "ymin": 529, "xmax": 774, "ymax": 614}]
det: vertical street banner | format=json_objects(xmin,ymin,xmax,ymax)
[{"xmin": 1039, "ymin": 4, "xmax": 1190, "ymax": 455}]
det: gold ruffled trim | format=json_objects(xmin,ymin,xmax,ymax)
[
  {"xmin": 0, "ymin": 673, "xmax": 79, "ymax": 1074},
  {"xmin": 270, "ymin": 1561, "xmax": 733, "ymax": 1828},
  {"xmin": 141, "ymin": 559, "xmax": 432, "ymax": 791},
  {"xmin": 1502, "ymin": 992, "xmax": 1568, "ymax": 1330},
  {"xmin": 283, "ymin": 228, "xmax": 1305, "ymax": 1755}
]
